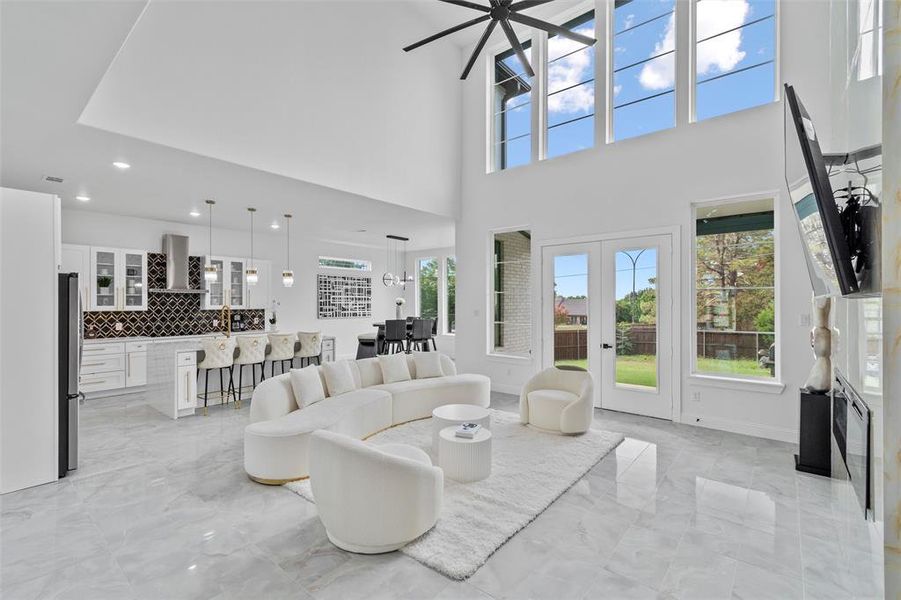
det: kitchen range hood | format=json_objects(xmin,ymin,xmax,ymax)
[{"xmin": 149, "ymin": 234, "xmax": 209, "ymax": 294}]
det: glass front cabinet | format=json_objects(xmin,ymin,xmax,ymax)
[
  {"xmin": 203, "ymin": 256, "xmax": 247, "ymax": 310},
  {"xmin": 89, "ymin": 247, "xmax": 148, "ymax": 311}
]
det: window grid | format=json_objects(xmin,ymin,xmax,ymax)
[
  {"xmin": 494, "ymin": 42, "xmax": 534, "ymax": 171},
  {"xmin": 546, "ymin": 10, "xmax": 596, "ymax": 159}
]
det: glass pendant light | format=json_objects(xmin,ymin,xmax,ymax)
[
  {"xmin": 382, "ymin": 235, "xmax": 395, "ymax": 287},
  {"xmin": 282, "ymin": 214, "xmax": 294, "ymax": 288},
  {"xmin": 204, "ymin": 199, "xmax": 218, "ymax": 283},
  {"xmin": 245, "ymin": 207, "xmax": 258, "ymax": 286}
]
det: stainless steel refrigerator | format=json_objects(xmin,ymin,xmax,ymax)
[{"xmin": 58, "ymin": 273, "xmax": 83, "ymax": 477}]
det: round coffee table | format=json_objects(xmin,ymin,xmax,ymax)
[
  {"xmin": 431, "ymin": 404, "xmax": 491, "ymax": 451},
  {"xmin": 437, "ymin": 426, "xmax": 492, "ymax": 483}
]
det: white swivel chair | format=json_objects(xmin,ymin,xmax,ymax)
[
  {"xmin": 519, "ymin": 367, "xmax": 593, "ymax": 434},
  {"xmin": 309, "ymin": 430, "xmax": 443, "ymax": 554},
  {"xmin": 197, "ymin": 336, "xmax": 237, "ymax": 415},
  {"xmin": 234, "ymin": 335, "xmax": 268, "ymax": 408},
  {"xmin": 266, "ymin": 333, "xmax": 296, "ymax": 377},
  {"xmin": 295, "ymin": 331, "xmax": 322, "ymax": 367}
]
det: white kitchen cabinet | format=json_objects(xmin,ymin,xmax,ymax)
[
  {"xmin": 126, "ymin": 350, "xmax": 147, "ymax": 387},
  {"xmin": 89, "ymin": 247, "xmax": 148, "ymax": 311},
  {"xmin": 203, "ymin": 256, "xmax": 247, "ymax": 310},
  {"xmin": 61, "ymin": 243, "xmax": 90, "ymax": 305},
  {"xmin": 81, "ymin": 340, "xmax": 146, "ymax": 395},
  {"xmin": 175, "ymin": 352, "xmax": 197, "ymax": 412}
]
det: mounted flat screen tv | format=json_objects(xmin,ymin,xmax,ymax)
[{"xmin": 784, "ymin": 84, "xmax": 859, "ymax": 296}]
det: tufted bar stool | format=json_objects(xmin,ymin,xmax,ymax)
[
  {"xmin": 197, "ymin": 336, "xmax": 237, "ymax": 416},
  {"xmin": 234, "ymin": 335, "xmax": 268, "ymax": 409},
  {"xmin": 267, "ymin": 333, "xmax": 296, "ymax": 377},
  {"xmin": 295, "ymin": 331, "xmax": 322, "ymax": 367}
]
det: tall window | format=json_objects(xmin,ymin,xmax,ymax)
[
  {"xmin": 446, "ymin": 256, "xmax": 456, "ymax": 334},
  {"xmin": 857, "ymin": 0, "xmax": 883, "ymax": 80},
  {"xmin": 694, "ymin": 0, "xmax": 776, "ymax": 121},
  {"xmin": 612, "ymin": 0, "xmax": 676, "ymax": 141},
  {"xmin": 546, "ymin": 11, "xmax": 595, "ymax": 158},
  {"xmin": 695, "ymin": 201, "xmax": 776, "ymax": 379},
  {"xmin": 492, "ymin": 230, "xmax": 531, "ymax": 357},
  {"xmin": 493, "ymin": 42, "xmax": 534, "ymax": 170},
  {"xmin": 418, "ymin": 258, "xmax": 439, "ymax": 321}
]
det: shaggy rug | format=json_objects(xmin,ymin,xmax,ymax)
[{"xmin": 285, "ymin": 409, "xmax": 623, "ymax": 580}]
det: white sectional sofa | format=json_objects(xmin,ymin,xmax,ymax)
[{"xmin": 244, "ymin": 353, "xmax": 490, "ymax": 484}]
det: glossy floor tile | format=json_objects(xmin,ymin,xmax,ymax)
[{"xmin": 0, "ymin": 391, "xmax": 884, "ymax": 599}]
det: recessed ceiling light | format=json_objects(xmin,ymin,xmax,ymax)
[
  {"xmin": 189, "ymin": 209, "xmax": 201, "ymax": 217},
  {"xmin": 356, "ymin": 229, "xmax": 367, "ymax": 233},
  {"xmin": 75, "ymin": 195, "xmax": 90, "ymax": 202},
  {"xmin": 112, "ymin": 161, "xmax": 131, "ymax": 170},
  {"xmin": 270, "ymin": 222, "xmax": 280, "ymax": 230}
]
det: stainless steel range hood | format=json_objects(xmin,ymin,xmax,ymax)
[{"xmin": 149, "ymin": 234, "xmax": 209, "ymax": 294}]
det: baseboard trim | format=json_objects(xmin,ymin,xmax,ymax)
[
  {"xmin": 681, "ymin": 412, "xmax": 798, "ymax": 444},
  {"xmin": 491, "ymin": 383, "xmax": 521, "ymax": 396}
]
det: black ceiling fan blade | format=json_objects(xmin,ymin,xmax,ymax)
[
  {"xmin": 461, "ymin": 19, "xmax": 499, "ymax": 80},
  {"xmin": 437, "ymin": 0, "xmax": 491, "ymax": 12},
  {"xmin": 499, "ymin": 18, "xmax": 534, "ymax": 77},
  {"xmin": 509, "ymin": 0, "xmax": 555, "ymax": 11},
  {"xmin": 403, "ymin": 14, "xmax": 492, "ymax": 52},
  {"xmin": 508, "ymin": 12, "xmax": 597, "ymax": 46}
]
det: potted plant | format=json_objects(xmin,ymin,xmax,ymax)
[{"xmin": 97, "ymin": 275, "xmax": 113, "ymax": 295}]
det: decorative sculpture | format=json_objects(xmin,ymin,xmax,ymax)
[{"xmin": 804, "ymin": 296, "xmax": 832, "ymax": 393}]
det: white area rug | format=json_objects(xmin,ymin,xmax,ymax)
[{"xmin": 286, "ymin": 409, "xmax": 623, "ymax": 579}]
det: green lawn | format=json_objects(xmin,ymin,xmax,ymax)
[{"xmin": 555, "ymin": 355, "xmax": 771, "ymax": 387}]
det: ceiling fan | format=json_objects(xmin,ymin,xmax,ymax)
[{"xmin": 404, "ymin": 0, "xmax": 597, "ymax": 80}]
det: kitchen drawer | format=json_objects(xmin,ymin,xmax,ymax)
[
  {"xmin": 80, "ymin": 354, "xmax": 125, "ymax": 375},
  {"xmin": 80, "ymin": 371, "xmax": 126, "ymax": 392},
  {"xmin": 82, "ymin": 342, "xmax": 126, "ymax": 356},
  {"xmin": 126, "ymin": 341, "xmax": 148, "ymax": 353},
  {"xmin": 176, "ymin": 351, "xmax": 197, "ymax": 366}
]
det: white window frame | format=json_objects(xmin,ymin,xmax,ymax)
[
  {"xmin": 487, "ymin": 226, "xmax": 533, "ymax": 360},
  {"xmin": 415, "ymin": 256, "xmax": 440, "ymax": 322},
  {"xmin": 444, "ymin": 255, "xmax": 457, "ymax": 335},
  {"xmin": 488, "ymin": 32, "xmax": 539, "ymax": 173},
  {"xmin": 689, "ymin": 0, "xmax": 781, "ymax": 123},
  {"xmin": 688, "ymin": 191, "xmax": 783, "ymax": 391},
  {"xmin": 317, "ymin": 256, "xmax": 372, "ymax": 271}
]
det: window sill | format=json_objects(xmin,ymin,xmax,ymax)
[{"xmin": 687, "ymin": 374, "xmax": 786, "ymax": 395}]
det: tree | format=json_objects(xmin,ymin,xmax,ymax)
[
  {"xmin": 554, "ymin": 298, "xmax": 569, "ymax": 326},
  {"xmin": 418, "ymin": 258, "xmax": 439, "ymax": 319}
]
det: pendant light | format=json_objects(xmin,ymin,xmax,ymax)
[
  {"xmin": 203, "ymin": 200, "xmax": 218, "ymax": 283},
  {"xmin": 382, "ymin": 235, "xmax": 412, "ymax": 287},
  {"xmin": 282, "ymin": 214, "xmax": 294, "ymax": 288},
  {"xmin": 245, "ymin": 207, "xmax": 258, "ymax": 286}
]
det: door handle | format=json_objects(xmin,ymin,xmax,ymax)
[{"xmin": 602, "ymin": 343, "xmax": 613, "ymax": 349}]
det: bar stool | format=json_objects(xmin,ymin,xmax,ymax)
[
  {"xmin": 267, "ymin": 333, "xmax": 296, "ymax": 376},
  {"xmin": 234, "ymin": 335, "xmax": 268, "ymax": 408},
  {"xmin": 383, "ymin": 319, "xmax": 408, "ymax": 354},
  {"xmin": 410, "ymin": 319, "xmax": 433, "ymax": 352},
  {"xmin": 197, "ymin": 336, "xmax": 237, "ymax": 416},
  {"xmin": 296, "ymin": 331, "xmax": 322, "ymax": 367}
]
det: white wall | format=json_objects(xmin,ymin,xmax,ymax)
[
  {"xmin": 1, "ymin": 188, "xmax": 60, "ymax": 493},
  {"xmin": 62, "ymin": 209, "xmax": 398, "ymax": 360},
  {"xmin": 453, "ymin": 0, "xmax": 835, "ymax": 442}
]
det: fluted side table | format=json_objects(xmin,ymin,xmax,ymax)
[
  {"xmin": 437, "ymin": 426, "xmax": 492, "ymax": 483},
  {"xmin": 431, "ymin": 404, "xmax": 491, "ymax": 452}
]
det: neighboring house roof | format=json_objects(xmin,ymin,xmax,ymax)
[{"xmin": 556, "ymin": 296, "xmax": 587, "ymax": 317}]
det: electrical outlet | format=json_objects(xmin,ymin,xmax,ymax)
[
  {"xmin": 114, "ymin": 322, "xmax": 123, "ymax": 332},
  {"xmin": 692, "ymin": 391, "xmax": 701, "ymax": 402}
]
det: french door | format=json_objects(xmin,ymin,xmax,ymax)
[{"xmin": 542, "ymin": 234, "xmax": 674, "ymax": 420}]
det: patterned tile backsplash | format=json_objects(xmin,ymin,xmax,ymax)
[{"xmin": 83, "ymin": 253, "xmax": 265, "ymax": 339}]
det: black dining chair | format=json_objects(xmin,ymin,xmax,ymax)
[
  {"xmin": 410, "ymin": 319, "xmax": 433, "ymax": 352},
  {"xmin": 384, "ymin": 319, "xmax": 408, "ymax": 354},
  {"xmin": 430, "ymin": 318, "xmax": 439, "ymax": 351}
]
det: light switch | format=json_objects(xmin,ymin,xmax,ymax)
[
  {"xmin": 799, "ymin": 313, "xmax": 811, "ymax": 327},
  {"xmin": 114, "ymin": 322, "xmax": 123, "ymax": 332}
]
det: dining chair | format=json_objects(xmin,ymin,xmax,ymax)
[
  {"xmin": 410, "ymin": 319, "xmax": 433, "ymax": 352},
  {"xmin": 383, "ymin": 319, "xmax": 408, "ymax": 354}
]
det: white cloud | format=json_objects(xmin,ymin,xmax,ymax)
[
  {"xmin": 637, "ymin": 0, "xmax": 749, "ymax": 91},
  {"xmin": 614, "ymin": 84, "xmax": 622, "ymax": 97},
  {"xmin": 623, "ymin": 14, "xmax": 636, "ymax": 30},
  {"xmin": 547, "ymin": 24, "xmax": 596, "ymax": 114}
]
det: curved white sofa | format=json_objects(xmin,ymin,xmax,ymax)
[
  {"xmin": 519, "ymin": 367, "xmax": 593, "ymax": 434},
  {"xmin": 309, "ymin": 430, "xmax": 443, "ymax": 553},
  {"xmin": 244, "ymin": 353, "xmax": 490, "ymax": 484}
]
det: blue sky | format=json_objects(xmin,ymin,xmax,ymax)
[
  {"xmin": 498, "ymin": 0, "xmax": 776, "ymax": 167},
  {"xmin": 554, "ymin": 249, "xmax": 657, "ymax": 301}
]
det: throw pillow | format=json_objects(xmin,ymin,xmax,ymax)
[
  {"xmin": 322, "ymin": 360, "xmax": 358, "ymax": 397},
  {"xmin": 378, "ymin": 353, "xmax": 412, "ymax": 384},
  {"xmin": 289, "ymin": 365, "xmax": 325, "ymax": 408},
  {"xmin": 413, "ymin": 352, "xmax": 444, "ymax": 379}
]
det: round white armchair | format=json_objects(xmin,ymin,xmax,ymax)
[
  {"xmin": 309, "ymin": 430, "xmax": 443, "ymax": 554},
  {"xmin": 519, "ymin": 367, "xmax": 594, "ymax": 434}
]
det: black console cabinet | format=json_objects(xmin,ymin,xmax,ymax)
[{"xmin": 795, "ymin": 388, "xmax": 831, "ymax": 476}]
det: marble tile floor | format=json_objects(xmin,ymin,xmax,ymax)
[{"xmin": 0, "ymin": 391, "xmax": 884, "ymax": 599}]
